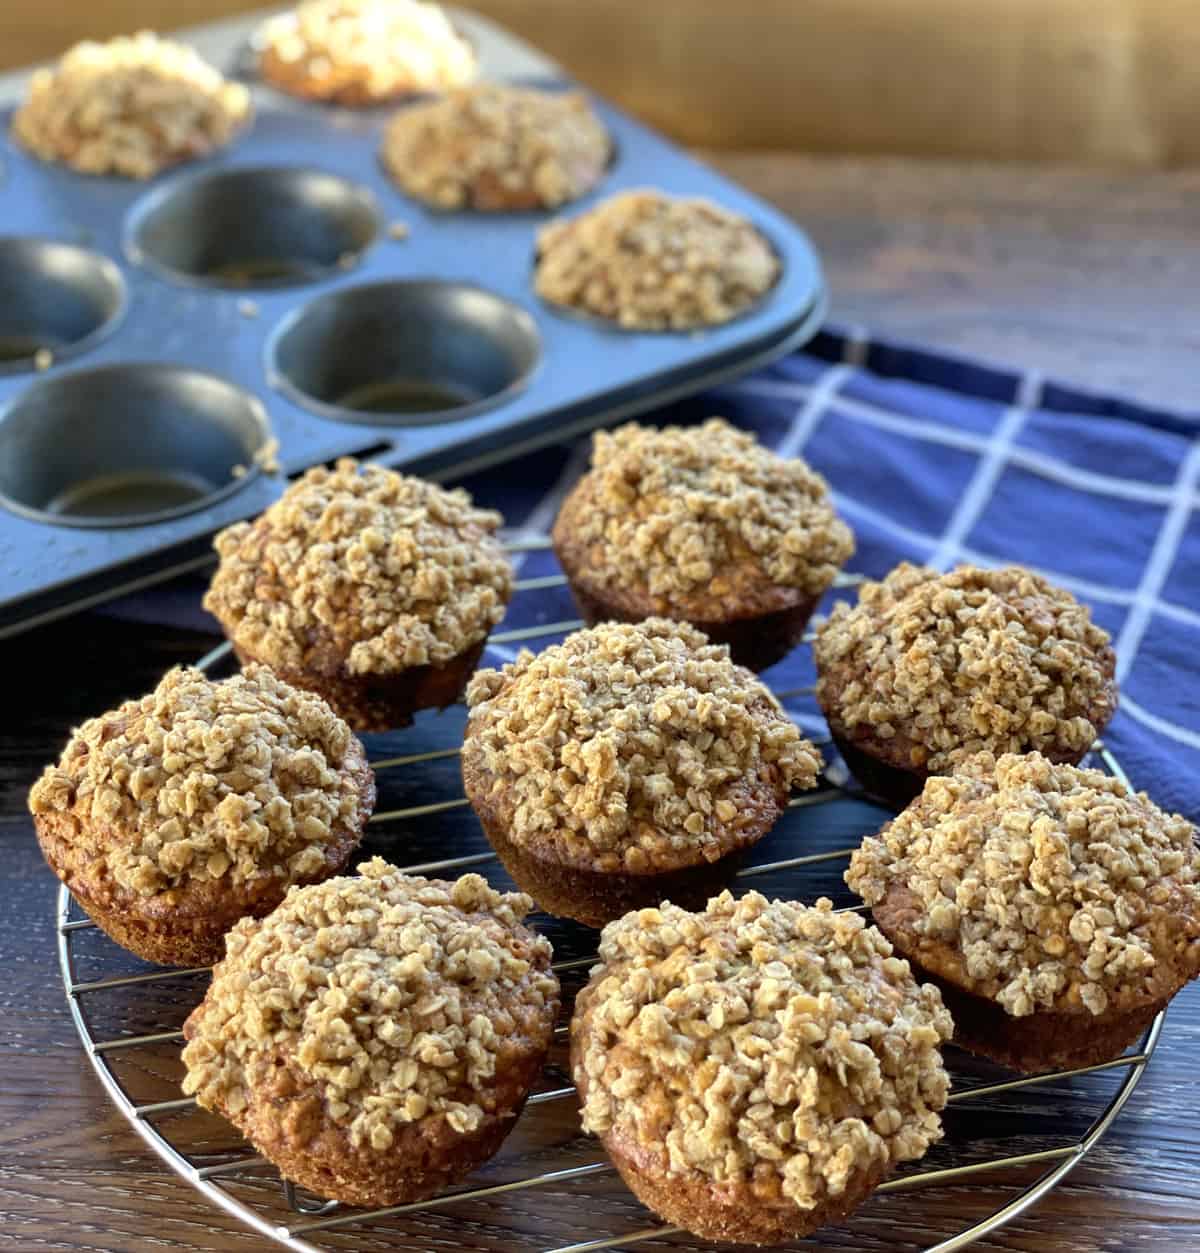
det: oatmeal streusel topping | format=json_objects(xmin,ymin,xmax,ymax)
[
  {"xmin": 534, "ymin": 190, "xmax": 779, "ymax": 331},
  {"xmin": 12, "ymin": 32, "xmax": 251, "ymax": 179},
  {"xmin": 260, "ymin": 0, "xmax": 475, "ymax": 100},
  {"xmin": 183, "ymin": 860, "xmax": 558, "ymax": 1148},
  {"xmin": 554, "ymin": 418, "xmax": 853, "ymax": 606},
  {"xmin": 846, "ymin": 752, "xmax": 1200, "ymax": 1018},
  {"xmin": 464, "ymin": 620, "xmax": 822, "ymax": 870},
  {"xmin": 574, "ymin": 892, "xmax": 952, "ymax": 1209},
  {"xmin": 28, "ymin": 665, "xmax": 366, "ymax": 897},
  {"xmin": 814, "ymin": 563, "xmax": 1115, "ymax": 772},
  {"xmin": 205, "ymin": 459, "xmax": 512, "ymax": 675},
  {"xmin": 382, "ymin": 84, "xmax": 610, "ymax": 211}
]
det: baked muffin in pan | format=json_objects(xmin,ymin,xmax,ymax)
[
  {"xmin": 462, "ymin": 618, "xmax": 823, "ymax": 927},
  {"xmin": 259, "ymin": 0, "xmax": 475, "ymax": 106},
  {"xmin": 534, "ymin": 189, "xmax": 780, "ymax": 331},
  {"xmin": 552, "ymin": 418, "xmax": 854, "ymax": 672},
  {"xmin": 12, "ymin": 32, "xmax": 251, "ymax": 179},
  {"xmin": 571, "ymin": 891, "xmax": 953, "ymax": 1244},
  {"xmin": 846, "ymin": 751, "xmax": 1200, "ymax": 1073},
  {"xmin": 814, "ymin": 562, "xmax": 1117, "ymax": 808},
  {"xmin": 183, "ymin": 859, "xmax": 559, "ymax": 1206},
  {"xmin": 382, "ymin": 83, "xmax": 610, "ymax": 211},
  {"xmin": 29, "ymin": 665, "xmax": 373, "ymax": 966},
  {"xmin": 205, "ymin": 459, "xmax": 513, "ymax": 732}
]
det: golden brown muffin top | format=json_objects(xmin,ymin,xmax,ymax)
[
  {"xmin": 205, "ymin": 459, "xmax": 512, "ymax": 676},
  {"xmin": 554, "ymin": 418, "xmax": 853, "ymax": 612},
  {"xmin": 28, "ymin": 665, "xmax": 365, "ymax": 897},
  {"xmin": 534, "ymin": 190, "xmax": 779, "ymax": 330},
  {"xmin": 464, "ymin": 620, "xmax": 821, "ymax": 870},
  {"xmin": 814, "ymin": 563, "xmax": 1115, "ymax": 773},
  {"xmin": 182, "ymin": 860, "xmax": 558, "ymax": 1148},
  {"xmin": 846, "ymin": 752, "xmax": 1200, "ymax": 1018},
  {"xmin": 11, "ymin": 32, "xmax": 251, "ymax": 179},
  {"xmin": 381, "ymin": 84, "xmax": 610, "ymax": 211},
  {"xmin": 574, "ymin": 892, "xmax": 952, "ymax": 1210},
  {"xmin": 259, "ymin": 0, "xmax": 474, "ymax": 99}
]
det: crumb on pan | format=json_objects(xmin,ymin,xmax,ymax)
[
  {"xmin": 260, "ymin": 0, "xmax": 475, "ymax": 102},
  {"xmin": 28, "ymin": 664, "xmax": 364, "ymax": 896},
  {"xmin": 204, "ymin": 458, "xmax": 512, "ymax": 675},
  {"xmin": 182, "ymin": 859, "xmax": 558, "ymax": 1147},
  {"xmin": 556, "ymin": 418, "xmax": 853, "ymax": 603},
  {"xmin": 253, "ymin": 437, "xmax": 281, "ymax": 475},
  {"xmin": 814, "ymin": 563, "xmax": 1115, "ymax": 772},
  {"xmin": 381, "ymin": 84, "xmax": 610, "ymax": 211},
  {"xmin": 846, "ymin": 751, "xmax": 1200, "ymax": 1017},
  {"xmin": 575, "ymin": 892, "xmax": 952, "ymax": 1209},
  {"xmin": 11, "ymin": 32, "xmax": 251, "ymax": 179},
  {"xmin": 464, "ymin": 619, "xmax": 822, "ymax": 870},
  {"xmin": 534, "ymin": 189, "xmax": 779, "ymax": 331}
]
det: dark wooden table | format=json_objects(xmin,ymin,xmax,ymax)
[{"xmin": 3, "ymin": 155, "xmax": 1198, "ymax": 1253}]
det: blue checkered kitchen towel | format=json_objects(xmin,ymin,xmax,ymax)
[{"xmin": 105, "ymin": 325, "xmax": 1200, "ymax": 824}]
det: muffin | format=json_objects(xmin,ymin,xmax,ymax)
[
  {"xmin": 846, "ymin": 751, "xmax": 1200, "ymax": 1073},
  {"xmin": 534, "ymin": 189, "xmax": 780, "ymax": 330},
  {"xmin": 204, "ymin": 459, "xmax": 513, "ymax": 731},
  {"xmin": 28, "ymin": 665, "xmax": 373, "ymax": 966},
  {"xmin": 552, "ymin": 418, "xmax": 854, "ymax": 672},
  {"xmin": 381, "ymin": 84, "xmax": 610, "ymax": 211},
  {"xmin": 11, "ymin": 32, "xmax": 251, "ymax": 179},
  {"xmin": 462, "ymin": 619, "xmax": 823, "ymax": 927},
  {"xmin": 258, "ymin": 0, "xmax": 475, "ymax": 106},
  {"xmin": 571, "ymin": 892, "xmax": 953, "ymax": 1244},
  {"xmin": 814, "ymin": 563, "xmax": 1118, "ymax": 808},
  {"xmin": 183, "ymin": 859, "xmax": 559, "ymax": 1206}
]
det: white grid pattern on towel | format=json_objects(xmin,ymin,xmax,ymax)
[
  {"xmin": 736, "ymin": 376, "xmax": 1200, "ymax": 509},
  {"xmin": 928, "ymin": 402, "xmax": 1032, "ymax": 572},
  {"xmin": 776, "ymin": 343, "xmax": 1198, "ymax": 757},
  {"xmin": 726, "ymin": 369, "xmax": 1200, "ymax": 641},
  {"xmin": 1113, "ymin": 440, "xmax": 1200, "ymax": 682}
]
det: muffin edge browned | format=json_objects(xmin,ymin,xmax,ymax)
[{"xmin": 35, "ymin": 739, "xmax": 374, "ymax": 967}]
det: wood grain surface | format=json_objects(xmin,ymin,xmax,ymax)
[
  {"xmin": 3, "ymin": 154, "xmax": 1200, "ymax": 1253},
  {"xmin": 707, "ymin": 153, "xmax": 1200, "ymax": 415}
]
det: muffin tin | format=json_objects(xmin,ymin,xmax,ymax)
[{"xmin": 0, "ymin": 7, "xmax": 826, "ymax": 638}]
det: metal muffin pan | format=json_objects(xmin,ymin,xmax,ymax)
[{"xmin": 0, "ymin": 6, "xmax": 827, "ymax": 637}]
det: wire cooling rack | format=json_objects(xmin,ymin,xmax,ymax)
[{"xmin": 55, "ymin": 538, "xmax": 1166, "ymax": 1253}]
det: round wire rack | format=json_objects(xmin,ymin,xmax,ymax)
[{"xmin": 55, "ymin": 539, "xmax": 1165, "ymax": 1252}]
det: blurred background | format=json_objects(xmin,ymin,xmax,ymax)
[{"xmin": 4, "ymin": 0, "xmax": 1198, "ymax": 166}]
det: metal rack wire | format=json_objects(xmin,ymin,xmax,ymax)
[{"xmin": 55, "ymin": 540, "xmax": 1165, "ymax": 1252}]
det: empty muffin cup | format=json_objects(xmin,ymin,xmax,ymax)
[
  {"xmin": 266, "ymin": 280, "xmax": 541, "ymax": 425},
  {"xmin": 125, "ymin": 166, "xmax": 380, "ymax": 289},
  {"xmin": 0, "ymin": 238, "xmax": 126, "ymax": 371},
  {"xmin": 0, "ymin": 363, "xmax": 271, "ymax": 527}
]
